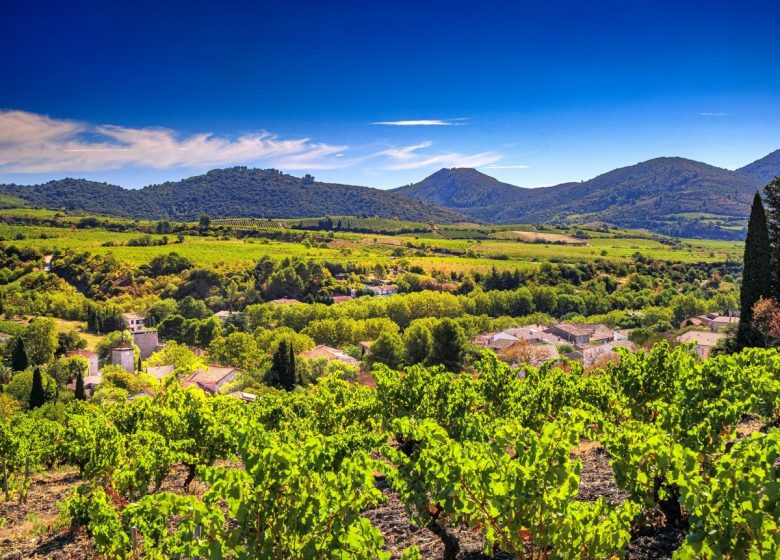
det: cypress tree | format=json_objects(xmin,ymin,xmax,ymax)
[
  {"xmin": 268, "ymin": 341, "xmax": 289, "ymax": 390},
  {"xmin": 11, "ymin": 337, "xmax": 28, "ymax": 371},
  {"xmin": 136, "ymin": 353, "xmax": 142, "ymax": 372},
  {"xmin": 764, "ymin": 177, "xmax": 780, "ymax": 299},
  {"xmin": 29, "ymin": 367, "xmax": 46, "ymax": 409},
  {"xmin": 74, "ymin": 371, "xmax": 87, "ymax": 401},
  {"xmin": 285, "ymin": 344, "xmax": 296, "ymax": 391},
  {"xmin": 738, "ymin": 192, "xmax": 772, "ymax": 347}
]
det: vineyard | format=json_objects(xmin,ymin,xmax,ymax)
[
  {"xmin": 212, "ymin": 216, "xmax": 433, "ymax": 235},
  {"xmin": 2, "ymin": 342, "xmax": 780, "ymax": 558}
]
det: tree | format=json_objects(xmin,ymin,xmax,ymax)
[
  {"xmin": 51, "ymin": 355, "xmax": 89, "ymax": 386},
  {"xmin": 5, "ymin": 369, "xmax": 56, "ymax": 408},
  {"xmin": 368, "ymin": 332, "xmax": 405, "ymax": 369},
  {"xmin": 22, "ymin": 317, "xmax": 58, "ymax": 365},
  {"xmin": 738, "ymin": 193, "xmax": 773, "ymax": 347},
  {"xmin": 285, "ymin": 343, "xmax": 296, "ymax": 391},
  {"xmin": 198, "ymin": 213, "xmax": 211, "ymax": 232},
  {"xmin": 11, "ymin": 336, "xmax": 28, "ymax": 371},
  {"xmin": 267, "ymin": 341, "xmax": 295, "ymax": 390},
  {"xmin": 499, "ymin": 340, "xmax": 553, "ymax": 366},
  {"xmin": 429, "ymin": 319, "xmax": 468, "ymax": 372},
  {"xmin": 56, "ymin": 330, "xmax": 86, "ymax": 356},
  {"xmin": 752, "ymin": 297, "xmax": 780, "ymax": 348},
  {"xmin": 29, "ymin": 367, "xmax": 46, "ymax": 409},
  {"xmin": 765, "ymin": 177, "xmax": 780, "ymax": 299},
  {"xmin": 158, "ymin": 314, "xmax": 187, "ymax": 342},
  {"xmin": 670, "ymin": 293, "xmax": 706, "ymax": 325},
  {"xmin": 404, "ymin": 323, "xmax": 433, "ymax": 365},
  {"xmin": 74, "ymin": 371, "xmax": 87, "ymax": 400}
]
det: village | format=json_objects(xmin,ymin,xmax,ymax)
[{"xmin": 3, "ymin": 301, "xmax": 737, "ymax": 403}]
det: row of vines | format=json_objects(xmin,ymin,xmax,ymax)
[{"xmin": 2, "ymin": 342, "xmax": 780, "ymax": 558}]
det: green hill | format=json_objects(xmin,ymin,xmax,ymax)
[{"xmin": 0, "ymin": 167, "xmax": 467, "ymax": 223}]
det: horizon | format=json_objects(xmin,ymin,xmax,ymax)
[
  {"xmin": 1, "ymin": 149, "xmax": 778, "ymax": 192},
  {"xmin": 2, "ymin": 0, "xmax": 780, "ymax": 189}
]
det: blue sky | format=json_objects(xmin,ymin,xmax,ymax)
[{"xmin": 1, "ymin": 0, "xmax": 779, "ymax": 189}]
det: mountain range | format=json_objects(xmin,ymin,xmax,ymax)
[
  {"xmin": 1, "ymin": 150, "xmax": 779, "ymax": 239},
  {"xmin": 395, "ymin": 151, "xmax": 780, "ymax": 239}
]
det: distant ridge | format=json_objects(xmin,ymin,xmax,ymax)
[
  {"xmin": 2, "ymin": 150, "xmax": 779, "ymax": 239},
  {"xmin": 0, "ymin": 167, "xmax": 467, "ymax": 223},
  {"xmin": 736, "ymin": 149, "xmax": 780, "ymax": 184},
  {"xmin": 395, "ymin": 151, "xmax": 780, "ymax": 239}
]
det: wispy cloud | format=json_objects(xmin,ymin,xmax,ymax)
[
  {"xmin": 378, "ymin": 141, "xmax": 501, "ymax": 170},
  {"xmin": 371, "ymin": 118, "xmax": 467, "ymax": 126},
  {"xmin": 699, "ymin": 112, "xmax": 728, "ymax": 117},
  {"xmin": 482, "ymin": 164, "xmax": 529, "ymax": 169},
  {"xmin": 0, "ymin": 110, "xmax": 349, "ymax": 173}
]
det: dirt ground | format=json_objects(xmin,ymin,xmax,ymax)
[{"xmin": 1, "ymin": 436, "xmax": 726, "ymax": 559}]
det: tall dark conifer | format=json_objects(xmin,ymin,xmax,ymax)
[
  {"xmin": 11, "ymin": 337, "xmax": 28, "ymax": 371},
  {"xmin": 29, "ymin": 367, "xmax": 46, "ymax": 409},
  {"xmin": 764, "ymin": 177, "xmax": 780, "ymax": 299},
  {"xmin": 284, "ymin": 344, "xmax": 296, "ymax": 391},
  {"xmin": 74, "ymin": 371, "xmax": 87, "ymax": 401},
  {"xmin": 268, "ymin": 341, "xmax": 290, "ymax": 390},
  {"xmin": 738, "ymin": 192, "xmax": 772, "ymax": 347}
]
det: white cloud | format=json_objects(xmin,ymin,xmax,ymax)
[
  {"xmin": 0, "ymin": 110, "xmax": 349, "ymax": 173},
  {"xmin": 0, "ymin": 110, "xmax": 502, "ymax": 178},
  {"xmin": 378, "ymin": 141, "xmax": 501, "ymax": 170},
  {"xmin": 482, "ymin": 164, "xmax": 530, "ymax": 169},
  {"xmin": 699, "ymin": 112, "xmax": 728, "ymax": 116},
  {"xmin": 371, "ymin": 118, "xmax": 467, "ymax": 126}
]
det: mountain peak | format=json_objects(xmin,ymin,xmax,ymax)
[{"xmin": 737, "ymin": 150, "xmax": 780, "ymax": 184}]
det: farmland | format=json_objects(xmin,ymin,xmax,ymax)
[{"xmin": 0, "ymin": 215, "xmax": 742, "ymax": 272}]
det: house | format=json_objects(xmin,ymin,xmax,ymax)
[
  {"xmin": 502, "ymin": 325, "xmax": 566, "ymax": 345},
  {"xmin": 546, "ymin": 323, "xmax": 595, "ymax": 345},
  {"xmin": 121, "ymin": 313, "xmax": 146, "ymax": 333},
  {"xmin": 676, "ymin": 330, "xmax": 728, "ymax": 360},
  {"xmin": 365, "ymin": 284, "xmax": 397, "ymax": 296},
  {"xmin": 212, "ymin": 310, "xmax": 242, "ymax": 323},
  {"xmin": 706, "ymin": 315, "xmax": 740, "ymax": 332},
  {"xmin": 332, "ymin": 295, "xmax": 354, "ymax": 304},
  {"xmin": 299, "ymin": 345, "xmax": 359, "ymax": 367},
  {"xmin": 568, "ymin": 340, "xmax": 638, "ymax": 367},
  {"xmin": 546, "ymin": 323, "xmax": 618, "ymax": 346},
  {"xmin": 82, "ymin": 375, "xmax": 102, "ymax": 396},
  {"xmin": 473, "ymin": 331, "xmax": 521, "ymax": 351},
  {"xmin": 227, "ymin": 391, "xmax": 257, "ymax": 402},
  {"xmin": 0, "ymin": 332, "xmax": 9, "ymax": 344},
  {"xmin": 66, "ymin": 350, "xmax": 100, "ymax": 377},
  {"xmin": 66, "ymin": 374, "xmax": 103, "ymax": 397},
  {"xmin": 146, "ymin": 364, "xmax": 175, "ymax": 381},
  {"xmin": 182, "ymin": 365, "xmax": 240, "ymax": 394},
  {"xmin": 679, "ymin": 313, "xmax": 740, "ymax": 332},
  {"xmin": 133, "ymin": 329, "xmax": 159, "ymax": 360},
  {"xmin": 268, "ymin": 298, "xmax": 301, "ymax": 305},
  {"xmin": 111, "ymin": 347, "xmax": 135, "ymax": 374}
]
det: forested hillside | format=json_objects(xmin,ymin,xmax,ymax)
[
  {"xmin": 397, "ymin": 156, "xmax": 778, "ymax": 239},
  {"xmin": 0, "ymin": 168, "xmax": 467, "ymax": 223}
]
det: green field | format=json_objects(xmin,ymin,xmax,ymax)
[{"xmin": 0, "ymin": 217, "xmax": 742, "ymax": 272}]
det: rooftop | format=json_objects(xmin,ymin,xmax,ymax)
[
  {"xmin": 299, "ymin": 345, "xmax": 359, "ymax": 366},
  {"xmin": 677, "ymin": 330, "xmax": 728, "ymax": 347}
]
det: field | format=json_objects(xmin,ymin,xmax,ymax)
[{"xmin": 0, "ymin": 217, "xmax": 743, "ymax": 274}]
